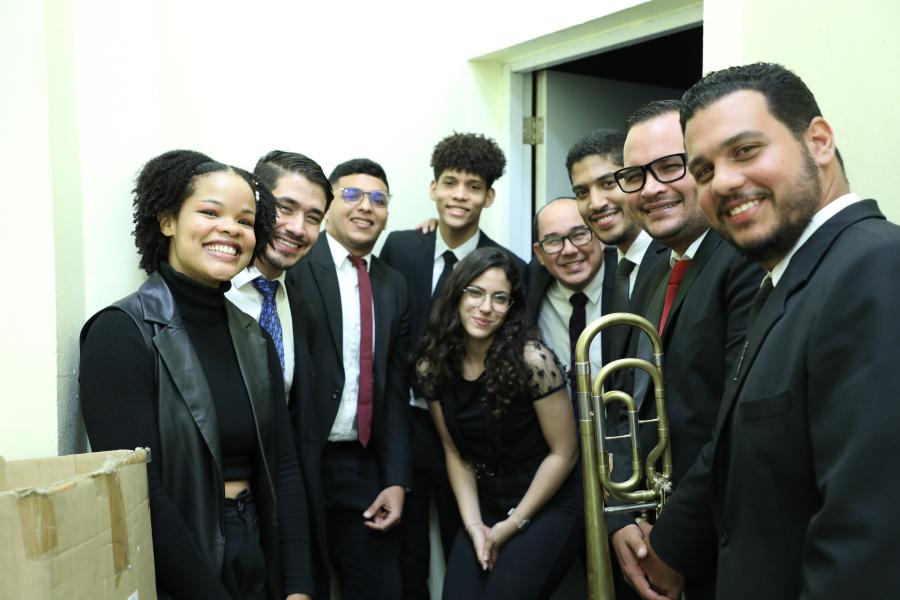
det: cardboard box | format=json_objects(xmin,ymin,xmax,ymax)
[{"xmin": 0, "ymin": 448, "xmax": 156, "ymax": 599}]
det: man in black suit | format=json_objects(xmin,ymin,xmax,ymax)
[
  {"xmin": 607, "ymin": 100, "xmax": 762, "ymax": 599},
  {"xmin": 568, "ymin": 129, "xmax": 667, "ymax": 365},
  {"xmin": 635, "ymin": 63, "xmax": 900, "ymax": 600},
  {"xmin": 226, "ymin": 150, "xmax": 332, "ymax": 597},
  {"xmin": 379, "ymin": 132, "xmax": 526, "ymax": 600},
  {"xmin": 287, "ymin": 158, "xmax": 411, "ymax": 600}
]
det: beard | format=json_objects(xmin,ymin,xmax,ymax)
[{"xmin": 734, "ymin": 150, "xmax": 822, "ymax": 265}]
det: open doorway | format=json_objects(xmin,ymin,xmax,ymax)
[{"xmin": 530, "ymin": 26, "xmax": 703, "ymax": 242}]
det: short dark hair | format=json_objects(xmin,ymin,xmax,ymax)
[
  {"xmin": 625, "ymin": 99, "xmax": 682, "ymax": 132},
  {"xmin": 431, "ymin": 132, "xmax": 506, "ymax": 188},
  {"xmin": 329, "ymin": 158, "xmax": 389, "ymax": 191},
  {"xmin": 680, "ymin": 62, "xmax": 844, "ymax": 169},
  {"xmin": 132, "ymin": 149, "xmax": 276, "ymax": 274},
  {"xmin": 565, "ymin": 129, "xmax": 625, "ymax": 179},
  {"xmin": 254, "ymin": 150, "xmax": 334, "ymax": 212}
]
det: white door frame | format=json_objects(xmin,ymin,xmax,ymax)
[{"xmin": 480, "ymin": 0, "xmax": 703, "ymax": 256}]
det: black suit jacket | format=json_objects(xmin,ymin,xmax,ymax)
[
  {"xmin": 379, "ymin": 228, "xmax": 527, "ymax": 470},
  {"xmin": 284, "ymin": 281, "xmax": 330, "ymax": 568},
  {"xmin": 652, "ymin": 200, "xmax": 900, "ymax": 599},
  {"xmin": 525, "ymin": 246, "xmax": 618, "ymax": 362},
  {"xmin": 286, "ymin": 235, "xmax": 412, "ymax": 505},
  {"xmin": 608, "ymin": 230, "xmax": 763, "ymax": 534}
]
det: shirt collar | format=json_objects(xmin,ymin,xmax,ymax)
[
  {"xmin": 434, "ymin": 228, "xmax": 481, "ymax": 262},
  {"xmin": 232, "ymin": 264, "xmax": 286, "ymax": 289},
  {"xmin": 619, "ymin": 229, "xmax": 653, "ymax": 266},
  {"xmin": 770, "ymin": 192, "xmax": 861, "ymax": 286},
  {"xmin": 669, "ymin": 228, "xmax": 709, "ymax": 267},
  {"xmin": 326, "ymin": 230, "xmax": 371, "ymax": 269}
]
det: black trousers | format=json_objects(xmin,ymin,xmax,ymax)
[
  {"xmin": 400, "ymin": 408, "xmax": 461, "ymax": 600},
  {"xmin": 443, "ymin": 467, "xmax": 584, "ymax": 600},
  {"xmin": 322, "ymin": 441, "xmax": 402, "ymax": 600},
  {"xmin": 222, "ymin": 489, "xmax": 267, "ymax": 600}
]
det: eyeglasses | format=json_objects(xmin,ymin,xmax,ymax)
[
  {"xmin": 613, "ymin": 153, "xmax": 687, "ymax": 193},
  {"xmin": 337, "ymin": 187, "xmax": 391, "ymax": 208},
  {"xmin": 462, "ymin": 286, "xmax": 513, "ymax": 313},
  {"xmin": 537, "ymin": 226, "xmax": 594, "ymax": 254}
]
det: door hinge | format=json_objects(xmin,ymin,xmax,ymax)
[{"xmin": 523, "ymin": 116, "xmax": 544, "ymax": 145}]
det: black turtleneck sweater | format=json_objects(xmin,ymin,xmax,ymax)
[{"xmin": 80, "ymin": 263, "xmax": 310, "ymax": 598}]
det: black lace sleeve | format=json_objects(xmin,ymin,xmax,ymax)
[
  {"xmin": 415, "ymin": 358, "xmax": 438, "ymax": 402},
  {"xmin": 524, "ymin": 340, "xmax": 567, "ymax": 401}
]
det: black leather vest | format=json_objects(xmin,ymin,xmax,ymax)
[{"xmin": 81, "ymin": 273, "xmax": 283, "ymax": 599}]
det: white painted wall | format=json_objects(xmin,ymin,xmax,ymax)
[{"xmin": 703, "ymin": 0, "xmax": 900, "ymax": 220}]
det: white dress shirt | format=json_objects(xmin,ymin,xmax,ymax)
[
  {"xmin": 432, "ymin": 229, "xmax": 481, "ymax": 291},
  {"xmin": 618, "ymin": 229, "xmax": 655, "ymax": 297},
  {"xmin": 226, "ymin": 265, "xmax": 295, "ymax": 394},
  {"xmin": 538, "ymin": 262, "xmax": 606, "ymax": 377},
  {"xmin": 325, "ymin": 232, "xmax": 376, "ymax": 441}
]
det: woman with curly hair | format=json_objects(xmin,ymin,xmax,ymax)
[
  {"xmin": 79, "ymin": 150, "xmax": 312, "ymax": 600},
  {"xmin": 416, "ymin": 247, "xmax": 583, "ymax": 599}
]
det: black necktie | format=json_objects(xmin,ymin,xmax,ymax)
[
  {"xmin": 607, "ymin": 258, "xmax": 636, "ymax": 361},
  {"xmin": 748, "ymin": 275, "xmax": 774, "ymax": 331},
  {"xmin": 568, "ymin": 292, "xmax": 588, "ymax": 404},
  {"xmin": 432, "ymin": 250, "xmax": 458, "ymax": 300}
]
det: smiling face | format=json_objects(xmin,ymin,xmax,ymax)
[
  {"xmin": 325, "ymin": 173, "xmax": 389, "ymax": 256},
  {"xmin": 431, "ymin": 168, "xmax": 495, "ymax": 240},
  {"xmin": 160, "ymin": 171, "xmax": 256, "ymax": 286},
  {"xmin": 685, "ymin": 90, "xmax": 826, "ymax": 270},
  {"xmin": 458, "ymin": 267, "xmax": 511, "ymax": 343},
  {"xmin": 256, "ymin": 172, "xmax": 327, "ymax": 278},
  {"xmin": 534, "ymin": 199, "xmax": 604, "ymax": 291},
  {"xmin": 570, "ymin": 154, "xmax": 639, "ymax": 249},
  {"xmin": 623, "ymin": 111, "xmax": 709, "ymax": 254}
]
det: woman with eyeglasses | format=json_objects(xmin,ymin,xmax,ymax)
[
  {"xmin": 79, "ymin": 150, "xmax": 312, "ymax": 600},
  {"xmin": 416, "ymin": 247, "xmax": 583, "ymax": 599}
]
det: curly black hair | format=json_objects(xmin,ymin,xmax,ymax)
[
  {"xmin": 132, "ymin": 149, "xmax": 276, "ymax": 274},
  {"xmin": 430, "ymin": 132, "xmax": 506, "ymax": 188},
  {"xmin": 416, "ymin": 247, "xmax": 537, "ymax": 417}
]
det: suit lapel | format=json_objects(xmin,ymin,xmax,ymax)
[
  {"xmin": 226, "ymin": 302, "xmax": 273, "ymax": 458},
  {"xmin": 659, "ymin": 231, "xmax": 721, "ymax": 345},
  {"xmin": 309, "ymin": 237, "xmax": 343, "ymax": 360},
  {"xmin": 370, "ymin": 257, "xmax": 391, "ymax": 392},
  {"xmin": 153, "ymin": 314, "xmax": 224, "ymax": 482},
  {"xmin": 419, "ymin": 230, "xmax": 438, "ymax": 317}
]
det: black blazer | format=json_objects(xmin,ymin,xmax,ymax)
[
  {"xmin": 607, "ymin": 230, "xmax": 763, "ymax": 534},
  {"xmin": 525, "ymin": 246, "xmax": 618, "ymax": 361},
  {"xmin": 286, "ymin": 235, "xmax": 412, "ymax": 499},
  {"xmin": 652, "ymin": 200, "xmax": 900, "ymax": 599},
  {"xmin": 284, "ymin": 281, "xmax": 330, "ymax": 570},
  {"xmin": 380, "ymin": 228, "xmax": 528, "ymax": 351}
]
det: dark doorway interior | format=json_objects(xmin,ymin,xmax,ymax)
[{"xmin": 549, "ymin": 26, "xmax": 703, "ymax": 90}]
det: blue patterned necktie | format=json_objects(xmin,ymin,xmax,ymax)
[{"xmin": 252, "ymin": 276, "xmax": 284, "ymax": 373}]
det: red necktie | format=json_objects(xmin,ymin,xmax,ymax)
[
  {"xmin": 349, "ymin": 256, "xmax": 374, "ymax": 447},
  {"xmin": 658, "ymin": 259, "xmax": 690, "ymax": 335}
]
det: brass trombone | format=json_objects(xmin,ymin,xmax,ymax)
[{"xmin": 574, "ymin": 312, "xmax": 674, "ymax": 600}]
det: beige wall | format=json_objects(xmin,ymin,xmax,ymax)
[
  {"xmin": 2, "ymin": 0, "xmax": 898, "ymax": 459},
  {"xmin": 704, "ymin": 0, "xmax": 900, "ymax": 219}
]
